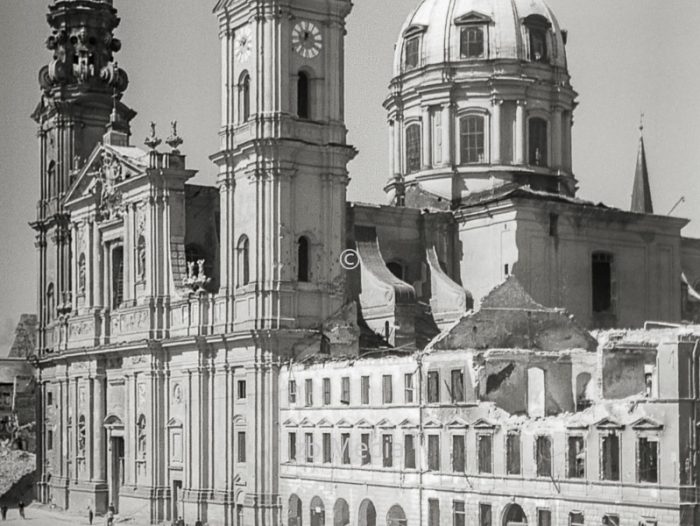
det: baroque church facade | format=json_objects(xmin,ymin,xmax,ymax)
[{"xmin": 31, "ymin": 0, "xmax": 700, "ymax": 524}]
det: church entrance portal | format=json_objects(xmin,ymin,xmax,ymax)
[
  {"xmin": 503, "ymin": 503, "xmax": 527, "ymax": 526},
  {"xmin": 109, "ymin": 436, "xmax": 124, "ymax": 513}
]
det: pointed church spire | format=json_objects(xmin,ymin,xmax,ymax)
[{"xmin": 631, "ymin": 116, "xmax": 654, "ymax": 214}]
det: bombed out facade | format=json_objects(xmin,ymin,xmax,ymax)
[{"xmin": 31, "ymin": 0, "xmax": 700, "ymax": 524}]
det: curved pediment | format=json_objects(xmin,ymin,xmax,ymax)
[{"xmin": 103, "ymin": 414, "xmax": 124, "ymax": 428}]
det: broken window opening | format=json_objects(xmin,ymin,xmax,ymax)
[
  {"xmin": 506, "ymin": 432, "xmax": 521, "ymax": 475},
  {"xmin": 592, "ymin": 251, "xmax": 614, "ymax": 314},
  {"xmin": 427, "ymin": 370, "xmax": 440, "ymax": 403},
  {"xmin": 537, "ymin": 509, "xmax": 552, "ymax": 526},
  {"xmin": 601, "ymin": 432, "xmax": 620, "ymax": 481},
  {"xmin": 479, "ymin": 504, "xmax": 492, "ymax": 526},
  {"xmin": 602, "ymin": 514, "xmax": 620, "ymax": 526},
  {"xmin": 637, "ymin": 437, "xmax": 658, "ymax": 483},
  {"xmin": 452, "ymin": 434, "xmax": 466, "ymax": 472},
  {"xmin": 404, "ymin": 434, "xmax": 416, "ymax": 469},
  {"xmin": 428, "ymin": 434, "xmax": 440, "ymax": 471},
  {"xmin": 569, "ymin": 512, "xmax": 584, "ymax": 526},
  {"xmin": 387, "ymin": 261, "xmax": 405, "ymax": 281},
  {"xmin": 567, "ymin": 436, "xmax": 585, "ymax": 478},
  {"xmin": 536, "ymin": 435, "xmax": 552, "ymax": 477},
  {"xmin": 477, "ymin": 434, "xmax": 492, "ymax": 474},
  {"xmin": 361, "ymin": 433, "xmax": 371, "ymax": 465},
  {"xmin": 486, "ymin": 363, "xmax": 515, "ymax": 394},
  {"xmin": 575, "ymin": 372, "xmax": 592, "ymax": 411},
  {"xmin": 450, "ymin": 369, "xmax": 465, "ymax": 403},
  {"xmin": 341, "ymin": 433, "xmax": 350, "ymax": 464}
]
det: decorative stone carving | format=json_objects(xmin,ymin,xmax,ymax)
[
  {"xmin": 165, "ymin": 121, "xmax": 183, "ymax": 153},
  {"xmin": 144, "ymin": 122, "xmax": 161, "ymax": 150},
  {"xmin": 95, "ymin": 151, "xmax": 125, "ymax": 221},
  {"xmin": 183, "ymin": 259, "xmax": 211, "ymax": 291},
  {"xmin": 173, "ymin": 383, "xmax": 182, "ymax": 404}
]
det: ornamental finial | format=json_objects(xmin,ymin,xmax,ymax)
[
  {"xmin": 144, "ymin": 121, "xmax": 161, "ymax": 150},
  {"xmin": 166, "ymin": 120, "xmax": 184, "ymax": 153}
]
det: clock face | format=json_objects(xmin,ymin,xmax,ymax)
[
  {"xmin": 235, "ymin": 25, "xmax": 253, "ymax": 63},
  {"xmin": 292, "ymin": 21, "xmax": 323, "ymax": 59}
]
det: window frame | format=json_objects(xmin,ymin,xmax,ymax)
[
  {"xmin": 427, "ymin": 370, "xmax": 440, "ymax": 404},
  {"xmin": 305, "ymin": 378, "xmax": 313, "ymax": 407},
  {"xmin": 505, "ymin": 431, "xmax": 521, "ymax": 476},
  {"xmin": 288, "ymin": 379, "xmax": 297, "ymax": 404},
  {"xmin": 237, "ymin": 431, "xmax": 246, "ymax": 463},
  {"xmin": 361, "ymin": 375, "xmax": 370, "ymax": 405},
  {"xmin": 382, "ymin": 434, "xmax": 394, "ymax": 468},
  {"xmin": 404, "ymin": 372, "xmax": 414, "ymax": 403},
  {"xmin": 288, "ymin": 432, "xmax": 297, "ymax": 462},
  {"xmin": 340, "ymin": 376, "xmax": 350, "ymax": 404},
  {"xmin": 527, "ymin": 116, "xmax": 549, "ymax": 167},
  {"xmin": 361, "ymin": 432, "xmax": 372, "ymax": 465},
  {"xmin": 566, "ymin": 434, "xmax": 586, "ymax": 479},
  {"xmin": 427, "ymin": 434, "xmax": 441, "ymax": 472},
  {"xmin": 404, "ymin": 35, "xmax": 421, "ymax": 70},
  {"xmin": 600, "ymin": 431, "xmax": 621, "ymax": 481},
  {"xmin": 637, "ymin": 435, "xmax": 659, "ymax": 484},
  {"xmin": 453, "ymin": 500, "xmax": 466, "ymax": 526},
  {"xmin": 404, "ymin": 434, "xmax": 416, "ymax": 469},
  {"xmin": 460, "ymin": 25, "xmax": 486, "ymax": 59},
  {"xmin": 237, "ymin": 379, "xmax": 247, "ymax": 400},
  {"xmin": 305, "ymin": 432, "xmax": 314, "ymax": 463},
  {"xmin": 451, "ymin": 433, "xmax": 466, "ymax": 472},
  {"xmin": 382, "ymin": 374, "xmax": 393, "ymax": 404},
  {"xmin": 459, "ymin": 113, "xmax": 487, "ymax": 165},
  {"xmin": 477, "ymin": 433, "xmax": 493, "ymax": 474},
  {"xmin": 405, "ymin": 122, "xmax": 422, "ymax": 174},
  {"xmin": 450, "ymin": 368, "xmax": 465, "ymax": 403},
  {"xmin": 322, "ymin": 377, "xmax": 331, "ymax": 406}
]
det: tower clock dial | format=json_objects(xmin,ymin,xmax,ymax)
[
  {"xmin": 292, "ymin": 21, "xmax": 323, "ymax": 59},
  {"xmin": 234, "ymin": 25, "xmax": 253, "ymax": 63}
]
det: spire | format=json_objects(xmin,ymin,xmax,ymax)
[{"xmin": 631, "ymin": 116, "xmax": 653, "ymax": 214}]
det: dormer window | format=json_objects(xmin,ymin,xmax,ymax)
[
  {"xmin": 460, "ymin": 27, "xmax": 484, "ymax": 58},
  {"xmin": 405, "ymin": 37, "xmax": 420, "ymax": 69},
  {"xmin": 524, "ymin": 15, "xmax": 551, "ymax": 63}
]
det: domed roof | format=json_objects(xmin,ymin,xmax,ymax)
[{"xmin": 393, "ymin": 0, "xmax": 567, "ymax": 76}]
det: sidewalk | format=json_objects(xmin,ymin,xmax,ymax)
[{"xmin": 0, "ymin": 504, "xmax": 150, "ymax": 525}]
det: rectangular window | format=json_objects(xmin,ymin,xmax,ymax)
[
  {"xmin": 47, "ymin": 429, "xmax": 53, "ymax": 451},
  {"xmin": 433, "ymin": 109, "xmax": 443, "ymax": 165},
  {"xmin": 427, "ymin": 371, "xmax": 440, "ymax": 403},
  {"xmin": 405, "ymin": 36, "xmax": 420, "ymax": 69},
  {"xmin": 322, "ymin": 432, "xmax": 331, "ymax": 463},
  {"xmin": 382, "ymin": 375, "xmax": 393, "ymax": 404},
  {"xmin": 323, "ymin": 377, "xmax": 331, "ymax": 405},
  {"xmin": 450, "ymin": 369, "xmax": 465, "ymax": 403},
  {"xmin": 288, "ymin": 432, "xmax": 297, "ymax": 462},
  {"xmin": 479, "ymin": 504, "xmax": 492, "ymax": 526},
  {"xmin": 478, "ymin": 434, "xmax": 492, "ymax": 473},
  {"xmin": 536, "ymin": 436, "xmax": 552, "ymax": 477},
  {"xmin": 638, "ymin": 437, "xmax": 659, "ymax": 483},
  {"xmin": 601, "ymin": 433, "xmax": 620, "ymax": 481},
  {"xmin": 428, "ymin": 434, "xmax": 440, "ymax": 471},
  {"xmin": 47, "ymin": 391, "xmax": 53, "ymax": 407},
  {"xmin": 237, "ymin": 380, "xmax": 246, "ymax": 399},
  {"xmin": 567, "ymin": 436, "xmax": 585, "ymax": 478},
  {"xmin": 237, "ymin": 431, "xmax": 246, "ymax": 463},
  {"xmin": 404, "ymin": 373, "xmax": 414, "ymax": 403},
  {"xmin": 453, "ymin": 500, "xmax": 466, "ymax": 526},
  {"xmin": 603, "ymin": 515, "xmax": 620, "ymax": 526},
  {"xmin": 592, "ymin": 252, "xmax": 614, "ymax": 314},
  {"xmin": 305, "ymin": 378, "xmax": 313, "ymax": 407},
  {"xmin": 288, "ymin": 380, "xmax": 296, "ymax": 404},
  {"xmin": 529, "ymin": 27, "xmax": 548, "ymax": 62},
  {"xmin": 361, "ymin": 433, "xmax": 371, "ymax": 465},
  {"xmin": 460, "ymin": 115, "xmax": 485, "ymax": 164},
  {"xmin": 452, "ymin": 434, "xmax": 465, "ymax": 472},
  {"xmin": 506, "ymin": 432, "xmax": 521, "ymax": 475},
  {"xmin": 341, "ymin": 433, "xmax": 350, "ymax": 464},
  {"xmin": 406, "ymin": 123, "xmax": 422, "ymax": 174},
  {"xmin": 569, "ymin": 512, "xmax": 584, "ymax": 526},
  {"xmin": 428, "ymin": 499, "xmax": 440, "ymax": 526},
  {"xmin": 537, "ymin": 509, "xmax": 552, "ymax": 526},
  {"xmin": 460, "ymin": 26, "xmax": 484, "ymax": 58},
  {"xmin": 361, "ymin": 376, "xmax": 370, "ymax": 405},
  {"xmin": 305, "ymin": 433, "xmax": 314, "ymax": 463},
  {"xmin": 404, "ymin": 434, "xmax": 416, "ymax": 469},
  {"xmin": 341, "ymin": 376, "xmax": 350, "ymax": 404},
  {"xmin": 382, "ymin": 434, "xmax": 393, "ymax": 467},
  {"xmin": 111, "ymin": 245, "xmax": 124, "ymax": 309},
  {"xmin": 528, "ymin": 117, "xmax": 548, "ymax": 166}
]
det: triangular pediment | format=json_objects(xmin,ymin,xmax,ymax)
[
  {"xmin": 376, "ymin": 418, "xmax": 395, "ymax": 429},
  {"xmin": 356, "ymin": 418, "xmax": 374, "ymax": 429},
  {"xmin": 282, "ymin": 418, "xmax": 298, "ymax": 428},
  {"xmin": 423, "ymin": 419, "xmax": 443, "ymax": 429},
  {"xmin": 473, "ymin": 418, "xmax": 497, "ymax": 430},
  {"xmin": 317, "ymin": 418, "xmax": 334, "ymax": 428},
  {"xmin": 399, "ymin": 418, "xmax": 418, "ymax": 429},
  {"xmin": 631, "ymin": 417, "xmax": 663, "ymax": 431},
  {"xmin": 403, "ymin": 24, "xmax": 427, "ymax": 38},
  {"xmin": 454, "ymin": 11, "xmax": 493, "ymax": 25},
  {"xmin": 595, "ymin": 417, "xmax": 624, "ymax": 430},
  {"xmin": 446, "ymin": 417, "xmax": 469, "ymax": 429},
  {"xmin": 167, "ymin": 417, "xmax": 183, "ymax": 428},
  {"xmin": 299, "ymin": 417, "xmax": 316, "ymax": 428},
  {"xmin": 65, "ymin": 143, "xmax": 149, "ymax": 211},
  {"xmin": 336, "ymin": 418, "xmax": 353, "ymax": 428}
]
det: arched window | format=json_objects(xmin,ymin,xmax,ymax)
[
  {"xmin": 46, "ymin": 283, "xmax": 54, "ymax": 322},
  {"xmin": 405, "ymin": 123, "xmax": 421, "ymax": 174},
  {"xmin": 404, "ymin": 36, "xmax": 420, "ymax": 69},
  {"xmin": 78, "ymin": 253, "xmax": 87, "ymax": 294},
  {"xmin": 460, "ymin": 115, "xmax": 485, "ymax": 164},
  {"xmin": 528, "ymin": 117, "xmax": 548, "ymax": 166},
  {"xmin": 136, "ymin": 236, "xmax": 146, "ymax": 282},
  {"xmin": 310, "ymin": 496, "xmax": 325, "ymax": 526},
  {"xmin": 460, "ymin": 26, "xmax": 484, "ymax": 58},
  {"xmin": 387, "ymin": 504, "xmax": 407, "ymax": 526},
  {"xmin": 288, "ymin": 494, "xmax": 302, "ymax": 526},
  {"xmin": 525, "ymin": 15, "xmax": 550, "ymax": 63},
  {"xmin": 358, "ymin": 499, "xmax": 376, "ymax": 526},
  {"xmin": 77, "ymin": 415, "xmax": 86, "ymax": 455},
  {"xmin": 592, "ymin": 252, "xmax": 614, "ymax": 314},
  {"xmin": 297, "ymin": 236, "xmax": 310, "ymax": 282},
  {"xmin": 297, "ymin": 71, "xmax": 310, "ymax": 119},
  {"xmin": 237, "ymin": 235, "xmax": 250, "ymax": 287},
  {"xmin": 136, "ymin": 414, "xmax": 147, "ymax": 459},
  {"xmin": 239, "ymin": 71, "xmax": 251, "ymax": 123},
  {"xmin": 333, "ymin": 499, "xmax": 350, "ymax": 526}
]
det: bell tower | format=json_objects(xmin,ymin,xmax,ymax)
[
  {"xmin": 31, "ymin": 0, "xmax": 135, "ymax": 353},
  {"xmin": 213, "ymin": 0, "xmax": 356, "ymax": 331}
]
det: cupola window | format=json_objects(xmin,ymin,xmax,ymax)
[
  {"xmin": 405, "ymin": 36, "xmax": 420, "ymax": 69},
  {"xmin": 405, "ymin": 123, "xmax": 422, "ymax": 174},
  {"xmin": 528, "ymin": 117, "xmax": 548, "ymax": 166},
  {"xmin": 524, "ymin": 15, "xmax": 551, "ymax": 63},
  {"xmin": 460, "ymin": 27, "xmax": 484, "ymax": 58},
  {"xmin": 460, "ymin": 115, "xmax": 485, "ymax": 164}
]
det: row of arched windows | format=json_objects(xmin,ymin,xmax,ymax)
[
  {"xmin": 235, "ymin": 235, "xmax": 311, "ymax": 288},
  {"xmin": 237, "ymin": 70, "xmax": 312, "ymax": 124},
  {"xmin": 288, "ymin": 494, "xmax": 406, "ymax": 526},
  {"xmin": 404, "ymin": 115, "xmax": 549, "ymax": 174}
]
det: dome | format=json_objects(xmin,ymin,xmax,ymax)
[{"xmin": 393, "ymin": 0, "xmax": 568, "ymax": 76}]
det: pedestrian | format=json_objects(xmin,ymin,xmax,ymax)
[
  {"xmin": 0, "ymin": 505, "xmax": 7, "ymax": 520},
  {"xmin": 107, "ymin": 502, "xmax": 115, "ymax": 526},
  {"xmin": 18, "ymin": 500, "xmax": 25, "ymax": 520},
  {"xmin": 176, "ymin": 517, "xmax": 184, "ymax": 526},
  {"xmin": 88, "ymin": 505, "xmax": 94, "ymax": 525}
]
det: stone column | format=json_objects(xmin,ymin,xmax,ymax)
[
  {"xmin": 93, "ymin": 375, "xmax": 106, "ymax": 482},
  {"xmin": 394, "ymin": 116, "xmax": 403, "ymax": 175},
  {"xmin": 92, "ymin": 220, "xmax": 102, "ymax": 308},
  {"xmin": 563, "ymin": 111, "xmax": 573, "ymax": 171},
  {"xmin": 491, "ymin": 99, "xmax": 502, "ymax": 164},
  {"xmin": 552, "ymin": 106, "xmax": 563, "ymax": 169},
  {"xmin": 421, "ymin": 106, "xmax": 431, "ymax": 169},
  {"xmin": 515, "ymin": 100, "xmax": 526, "ymax": 165},
  {"xmin": 389, "ymin": 121, "xmax": 396, "ymax": 177},
  {"xmin": 441, "ymin": 104, "xmax": 452, "ymax": 166}
]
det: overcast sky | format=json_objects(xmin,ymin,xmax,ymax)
[{"xmin": 0, "ymin": 0, "xmax": 699, "ymax": 347}]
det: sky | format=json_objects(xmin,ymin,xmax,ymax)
[{"xmin": 0, "ymin": 0, "xmax": 699, "ymax": 349}]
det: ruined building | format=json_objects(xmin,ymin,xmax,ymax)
[{"xmin": 30, "ymin": 0, "xmax": 700, "ymax": 524}]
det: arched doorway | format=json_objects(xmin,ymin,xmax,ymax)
[
  {"xmin": 358, "ymin": 499, "xmax": 377, "ymax": 526},
  {"xmin": 289, "ymin": 494, "xmax": 302, "ymax": 526},
  {"xmin": 333, "ymin": 498, "xmax": 350, "ymax": 526},
  {"xmin": 387, "ymin": 504, "xmax": 407, "ymax": 526},
  {"xmin": 310, "ymin": 496, "xmax": 325, "ymax": 526},
  {"xmin": 503, "ymin": 503, "xmax": 527, "ymax": 526}
]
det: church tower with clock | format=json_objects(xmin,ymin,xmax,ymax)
[{"xmin": 212, "ymin": 0, "xmax": 357, "ymax": 332}]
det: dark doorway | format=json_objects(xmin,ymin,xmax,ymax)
[
  {"xmin": 110, "ymin": 436, "xmax": 124, "ymax": 512},
  {"xmin": 171, "ymin": 480, "xmax": 182, "ymax": 522}
]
